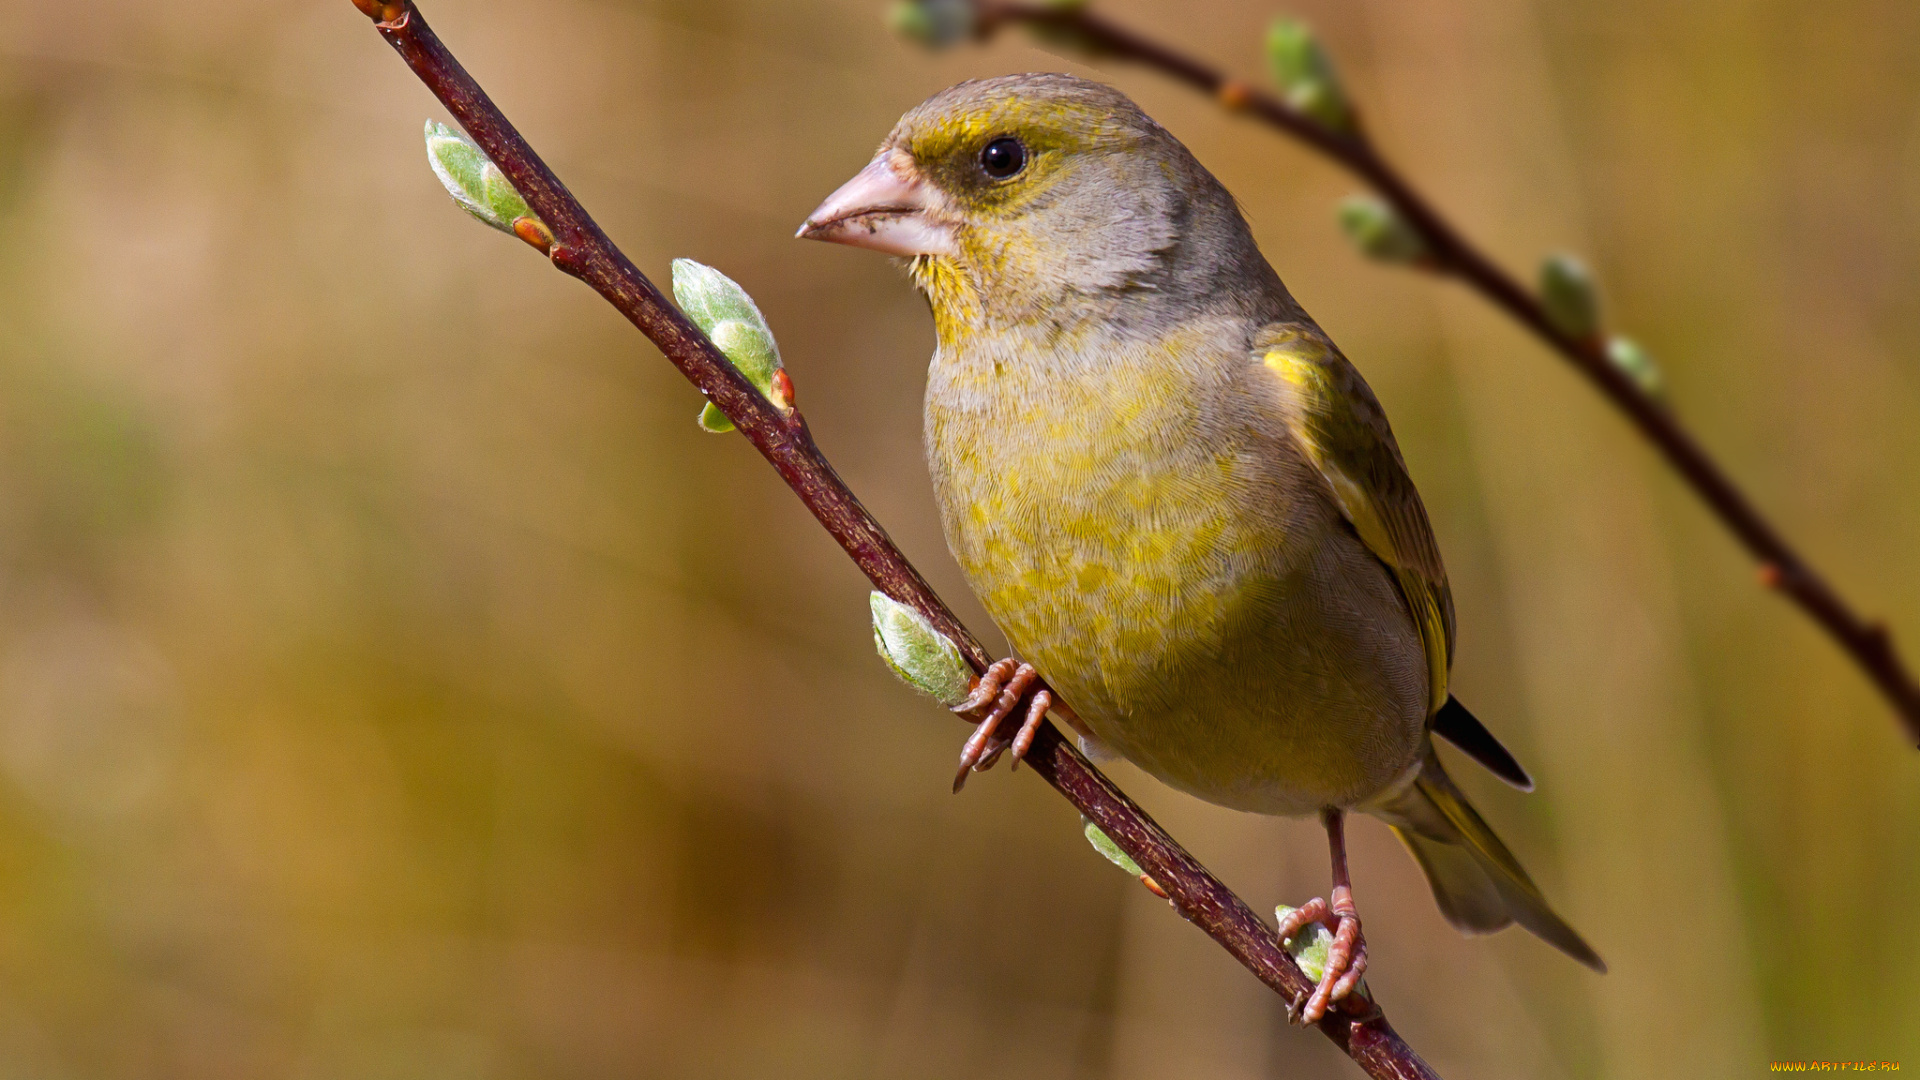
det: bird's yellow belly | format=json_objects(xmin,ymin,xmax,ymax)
[{"xmin": 928, "ymin": 383, "xmax": 1428, "ymax": 815}]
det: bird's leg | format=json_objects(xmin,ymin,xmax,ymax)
[
  {"xmin": 1276, "ymin": 807, "xmax": 1368, "ymax": 1024},
  {"xmin": 950, "ymin": 659, "xmax": 1053, "ymax": 792}
]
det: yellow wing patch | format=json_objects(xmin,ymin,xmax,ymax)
[{"xmin": 1260, "ymin": 325, "xmax": 1455, "ymax": 713}]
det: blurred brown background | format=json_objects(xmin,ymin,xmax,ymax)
[{"xmin": 0, "ymin": 0, "xmax": 1913, "ymax": 1076}]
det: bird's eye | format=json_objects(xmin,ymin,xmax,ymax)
[{"xmin": 978, "ymin": 137, "xmax": 1028, "ymax": 180}]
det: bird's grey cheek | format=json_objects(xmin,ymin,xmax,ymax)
[{"xmin": 1034, "ymin": 175, "xmax": 1182, "ymax": 290}]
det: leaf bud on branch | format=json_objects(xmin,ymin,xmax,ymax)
[
  {"xmin": 870, "ymin": 592, "xmax": 975, "ymax": 707},
  {"xmin": 670, "ymin": 260, "xmax": 792, "ymax": 432},
  {"xmin": 424, "ymin": 120, "xmax": 553, "ymax": 252},
  {"xmin": 1266, "ymin": 18, "xmax": 1355, "ymax": 133}
]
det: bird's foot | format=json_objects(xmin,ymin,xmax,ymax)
[
  {"xmin": 951, "ymin": 658, "xmax": 1052, "ymax": 792},
  {"xmin": 1277, "ymin": 885, "xmax": 1367, "ymax": 1024}
]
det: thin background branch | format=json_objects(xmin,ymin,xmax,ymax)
[
  {"xmin": 349, "ymin": 0, "xmax": 1442, "ymax": 1076},
  {"xmin": 962, "ymin": 0, "xmax": 1920, "ymax": 746}
]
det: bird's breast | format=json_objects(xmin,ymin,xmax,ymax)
[
  {"xmin": 922, "ymin": 323, "xmax": 1429, "ymax": 813},
  {"xmin": 924, "ymin": 325, "xmax": 1316, "ymax": 719}
]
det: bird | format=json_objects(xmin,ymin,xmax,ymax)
[{"xmin": 797, "ymin": 72, "xmax": 1604, "ymax": 1020}]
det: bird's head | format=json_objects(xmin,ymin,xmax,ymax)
[{"xmin": 798, "ymin": 73, "xmax": 1279, "ymax": 337}]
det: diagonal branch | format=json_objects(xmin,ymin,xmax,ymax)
[
  {"xmin": 965, "ymin": 0, "xmax": 1920, "ymax": 746},
  {"xmin": 348, "ymin": 1, "xmax": 1442, "ymax": 1076}
]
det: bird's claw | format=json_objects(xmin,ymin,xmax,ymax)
[
  {"xmin": 952, "ymin": 658, "xmax": 1017, "ymax": 716},
  {"xmin": 1276, "ymin": 885, "xmax": 1367, "ymax": 1024},
  {"xmin": 951, "ymin": 659, "xmax": 1053, "ymax": 792}
]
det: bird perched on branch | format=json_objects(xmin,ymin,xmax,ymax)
[{"xmin": 799, "ymin": 72, "xmax": 1603, "ymax": 1020}]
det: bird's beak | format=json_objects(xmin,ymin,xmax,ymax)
[{"xmin": 795, "ymin": 152, "xmax": 957, "ymax": 258}]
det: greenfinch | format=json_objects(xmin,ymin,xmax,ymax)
[{"xmin": 799, "ymin": 73, "xmax": 1603, "ymax": 1019}]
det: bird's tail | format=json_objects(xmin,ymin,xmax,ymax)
[{"xmin": 1373, "ymin": 748, "xmax": 1605, "ymax": 972}]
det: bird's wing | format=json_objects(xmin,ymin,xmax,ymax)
[{"xmin": 1256, "ymin": 323, "xmax": 1455, "ymax": 714}]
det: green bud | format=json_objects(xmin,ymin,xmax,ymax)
[
  {"xmin": 870, "ymin": 592, "xmax": 973, "ymax": 707},
  {"xmin": 1083, "ymin": 819, "xmax": 1145, "ymax": 878},
  {"xmin": 1540, "ymin": 253, "xmax": 1602, "ymax": 340},
  {"xmin": 1338, "ymin": 195, "xmax": 1428, "ymax": 265},
  {"xmin": 1266, "ymin": 19, "xmax": 1354, "ymax": 132},
  {"xmin": 671, "ymin": 259, "xmax": 790, "ymax": 432},
  {"xmin": 1606, "ymin": 335, "xmax": 1665, "ymax": 401},
  {"xmin": 887, "ymin": 0, "xmax": 975, "ymax": 49},
  {"xmin": 1083, "ymin": 819, "xmax": 1170, "ymax": 896},
  {"xmin": 424, "ymin": 120, "xmax": 543, "ymax": 236}
]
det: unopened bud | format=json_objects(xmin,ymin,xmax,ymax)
[
  {"xmin": 1266, "ymin": 19, "xmax": 1354, "ymax": 132},
  {"xmin": 870, "ymin": 592, "xmax": 973, "ymax": 708},
  {"xmin": 1540, "ymin": 253, "xmax": 1602, "ymax": 340},
  {"xmin": 1083, "ymin": 819, "xmax": 1144, "ymax": 877},
  {"xmin": 1084, "ymin": 818, "xmax": 1168, "ymax": 895},
  {"xmin": 887, "ymin": 0, "xmax": 975, "ymax": 49},
  {"xmin": 1606, "ymin": 335, "xmax": 1665, "ymax": 401},
  {"xmin": 424, "ymin": 120, "xmax": 547, "ymax": 242},
  {"xmin": 670, "ymin": 259, "xmax": 791, "ymax": 432},
  {"xmin": 1338, "ymin": 195, "xmax": 1428, "ymax": 265}
]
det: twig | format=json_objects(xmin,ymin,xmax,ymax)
[
  {"xmin": 347, "ymin": 1, "xmax": 1442, "ymax": 1076},
  {"xmin": 967, "ymin": 0, "xmax": 1920, "ymax": 746}
]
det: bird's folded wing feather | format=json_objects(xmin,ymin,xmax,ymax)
[{"xmin": 1256, "ymin": 324, "xmax": 1455, "ymax": 714}]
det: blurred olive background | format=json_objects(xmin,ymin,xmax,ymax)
[{"xmin": 0, "ymin": 0, "xmax": 1913, "ymax": 1076}]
